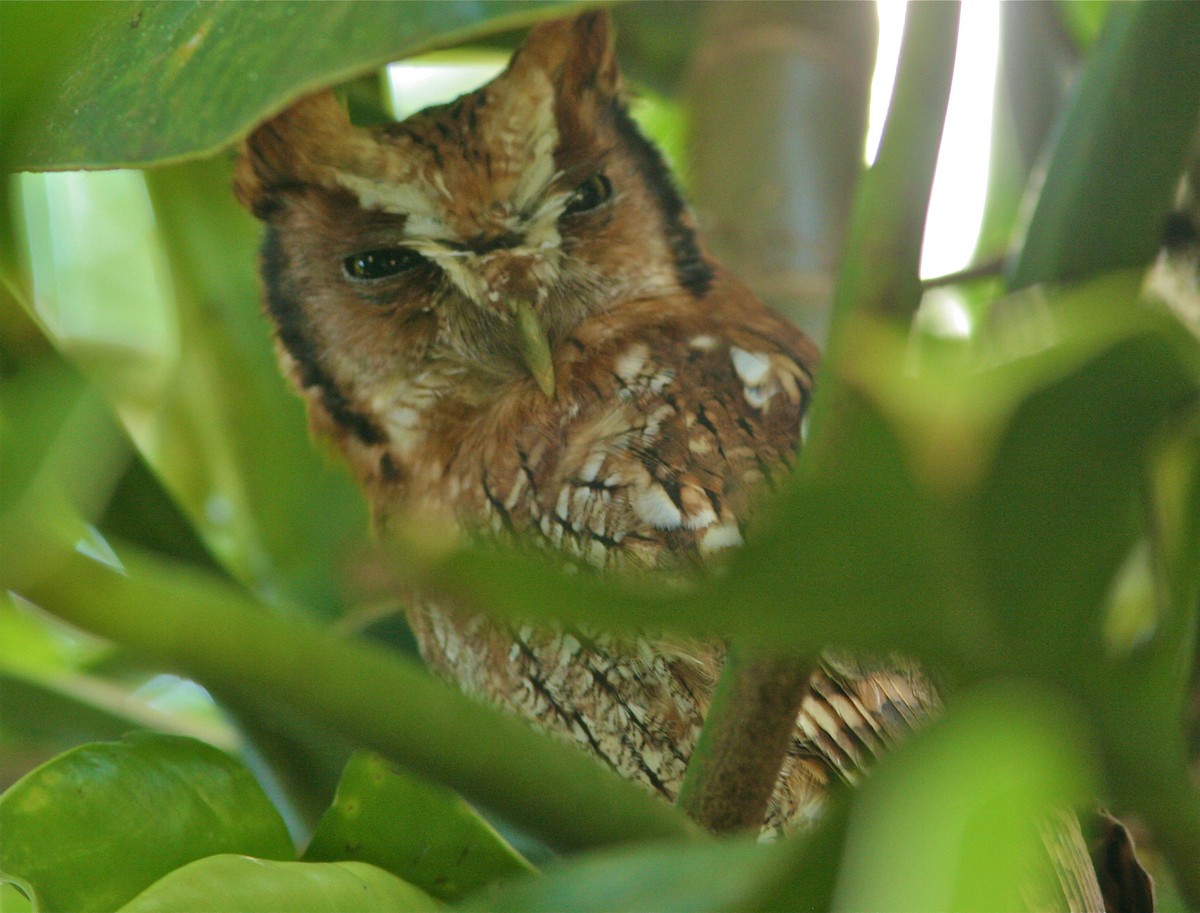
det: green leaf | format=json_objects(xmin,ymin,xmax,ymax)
[
  {"xmin": 970, "ymin": 296, "xmax": 1200, "ymax": 671},
  {"xmin": 118, "ymin": 856, "xmax": 441, "ymax": 913},
  {"xmin": 1007, "ymin": 2, "xmax": 1200, "ymax": 288},
  {"xmin": 1054, "ymin": 0, "xmax": 1111, "ymax": 54},
  {"xmin": 20, "ymin": 541, "xmax": 699, "ymax": 854},
  {"xmin": 142, "ymin": 158, "xmax": 369, "ymax": 613},
  {"xmin": 0, "ymin": 880, "xmax": 34, "ymax": 913},
  {"xmin": 0, "ymin": 670, "xmax": 230, "ymax": 776},
  {"xmin": 305, "ymin": 753, "xmax": 534, "ymax": 902},
  {"xmin": 0, "ymin": 2, "xmax": 115, "ymax": 173},
  {"xmin": 461, "ymin": 840, "xmax": 768, "ymax": 913},
  {"xmin": 0, "ymin": 349, "xmax": 130, "ymax": 595},
  {"xmin": 832, "ymin": 682, "xmax": 1096, "ymax": 912},
  {"xmin": 0, "ymin": 732, "xmax": 293, "ymax": 913},
  {"xmin": 460, "ymin": 815, "xmax": 849, "ymax": 913},
  {"xmin": 16, "ymin": 158, "xmax": 368, "ymax": 612},
  {"xmin": 809, "ymin": 1, "xmax": 959, "ymax": 464},
  {"xmin": 8, "ymin": 1, "xmax": 579, "ymax": 172}
]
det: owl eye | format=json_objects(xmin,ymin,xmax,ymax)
[
  {"xmin": 563, "ymin": 173, "xmax": 612, "ymax": 216},
  {"xmin": 343, "ymin": 247, "xmax": 425, "ymax": 281}
]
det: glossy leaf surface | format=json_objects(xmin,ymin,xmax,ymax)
[
  {"xmin": 118, "ymin": 856, "xmax": 440, "ymax": 913},
  {"xmin": 6, "ymin": 1, "xmax": 571, "ymax": 171},
  {"xmin": 0, "ymin": 733, "xmax": 293, "ymax": 913},
  {"xmin": 305, "ymin": 753, "xmax": 534, "ymax": 902}
]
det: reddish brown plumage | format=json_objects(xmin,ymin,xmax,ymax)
[{"xmin": 234, "ymin": 10, "xmax": 946, "ymax": 834}]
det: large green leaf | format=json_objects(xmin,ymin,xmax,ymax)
[
  {"xmin": 0, "ymin": 732, "xmax": 293, "ymax": 913},
  {"xmin": 118, "ymin": 856, "xmax": 440, "ymax": 913},
  {"xmin": 460, "ymin": 839, "xmax": 776, "ymax": 913},
  {"xmin": 6, "ymin": 1, "xmax": 577, "ymax": 172},
  {"xmin": 305, "ymin": 753, "xmax": 533, "ymax": 902}
]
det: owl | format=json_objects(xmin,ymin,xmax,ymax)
[{"xmin": 232, "ymin": 9, "xmax": 997, "ymax": 844}]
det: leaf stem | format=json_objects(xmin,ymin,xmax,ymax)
[{"xmin": 804, "ymin": 1, "xmax": 960, "ymax": 471}]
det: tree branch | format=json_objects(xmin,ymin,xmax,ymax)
[{"xmin": 676, "ymin": 641, "xmax": 813, "ymax": 833}]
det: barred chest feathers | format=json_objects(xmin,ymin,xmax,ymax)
[{"xmin": 234, "ymin": 10, "xmax": 936, "ymax": 832}]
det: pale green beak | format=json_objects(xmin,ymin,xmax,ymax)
[{"xmin": 509, "ymin": 299, "xmax": 555, "ymax": 398}]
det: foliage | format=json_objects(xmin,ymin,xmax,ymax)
[{"xmin": 2, "ymin": 1, "xmax": 1199, "ymax": 911}]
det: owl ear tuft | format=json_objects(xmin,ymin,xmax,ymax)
[
  {"xmin": 234, "ymin": 90, "xmax": 355, "ymax": 220},
  {"xmin": 515, "ymin": 10, "xmax": 620, "ymax": 99}
]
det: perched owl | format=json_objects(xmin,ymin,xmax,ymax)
[{"xmin": 231, "ymin": 13, "xmax": 1084, "ymax": 882}]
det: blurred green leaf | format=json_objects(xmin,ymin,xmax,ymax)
[
  {"xmin": 0, "ymin": 732, "xmax": 293, "ymax": 913},
  {"xmin": 456, "ymin": 796, "xmax": 844, "ymax": 911},
  {"xmin": 971, "ymin": 297, "xmax": 1200, "ymax": 673},
  {"xmin": 7, "ymin": 1, "xmax": 579, "ymax": 172},
  {"xmin": 0, "ymin": 881, "xmax": 33, "ymax": 913},
  {"xmin": 19, "ymin": 541, "xmax": 699, "ymax": 854},
  {"xmin": 0, "ymin": 350, "xmax": 130, "ymax": 594},
  {"xmin": 16, "ymin": 159, "xmax": 368, "ymax": 613},
  {"xmin": 461, "ymin": 839, "xmax": 773, "ymax": 913},
  {"xmin": 1008, "ymin": 2, "xmax": 1200, "ymax": 289},
  {"xmin": 460, "ymin": 807, "xmax": 849, "ymax": 913},
  {"xmin": 822, "ymin": 2, "xmax": 958, "ymax": 341},
  {"xmin": 143, "ymin": 158, "xmax": 368, "ymax": 613},
  {"xmin": 0, "ymin": 670, "xmax": 234, "ymax": 788},
  {"xmin": 973, "ymin": 3, "xmax": 1076, "ymax": 271},
  {"xmin": 305, "ymin": 752, "xmax": 534, "ymax": 902},
  {"xmin": 1055, "ymin": 1, "xmax": 1111, "ymax": 54},
  {"xmin": 832, "ymin": 682, "xmax": 1095, "ymax": 912},
  {"xmin": 99, "ymin": 455, "xmax": 223, "ymax": 573},
  {"xmin": 118, "ymin": 856, "xmax": 440, "ymax": 913}
]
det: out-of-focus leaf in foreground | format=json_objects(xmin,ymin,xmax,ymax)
[
  {"xmin": 16, "ymin": 160, "xmax": 368, "ymax": 615},
  {"xmin": 833, "ymin": 683, "xmax": 1096, "ymax": 912},
  {"xmin": 459, "ymin": 807, "xmax": 849, "ymax": 913}
]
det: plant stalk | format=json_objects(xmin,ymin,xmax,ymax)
[{"xmin": 676, "ymin": 641, "xmax": 813, "ymax": 833}]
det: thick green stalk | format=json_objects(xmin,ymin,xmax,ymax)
[
  {"xmin": 19, "ymin": 541, "xmax": 699, "ymax": 853},
  {"xmin": 1006, "ymin": 2, "xmax": 1200, "ymax": 290},
  {"xmin": 804, "ymin": 1, "xmax": 959, "ymax": 471}
]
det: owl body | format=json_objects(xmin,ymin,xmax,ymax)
[{"xmin": 236, "ymin": 12, "xmax": 935, "ymax": 831}]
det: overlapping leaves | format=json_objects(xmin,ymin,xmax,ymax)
[{"xmin": 3, "ymin": 0, "xmax": 1200, "ymax": 909}]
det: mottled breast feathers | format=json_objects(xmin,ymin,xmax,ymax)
[{"xmin": 234, "ymin": 9, "xmax": 934, "ymax": 834}]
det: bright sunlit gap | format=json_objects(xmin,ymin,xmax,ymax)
[
  {"xmin": 387, "ymin": 52, "xmax": 508, "ymax": 120},
  {"xmin": 868, "ymin": 1, "xmax": 1001, "ymax": 284}
]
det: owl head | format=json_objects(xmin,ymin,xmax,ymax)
[{"xmin": 235, "ymin": 11, "xmax": 713, "ymax": 451}]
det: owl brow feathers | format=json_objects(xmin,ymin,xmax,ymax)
[
  {"xmin": 604, "ymin": 100, "xmax": 713, "ymax": 299},
  {"xmin": 539, "ymin": 12, "xmax": 713, "ymax": 299}
]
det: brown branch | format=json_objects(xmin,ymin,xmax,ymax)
[{"xmin": 676, "ymin": 642, "xmax": 813, "ymax": 833}]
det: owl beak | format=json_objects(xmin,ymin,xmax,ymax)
[{"xmin": 508, "ymin": 299, "xmax": 556, "ymax": 398}]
